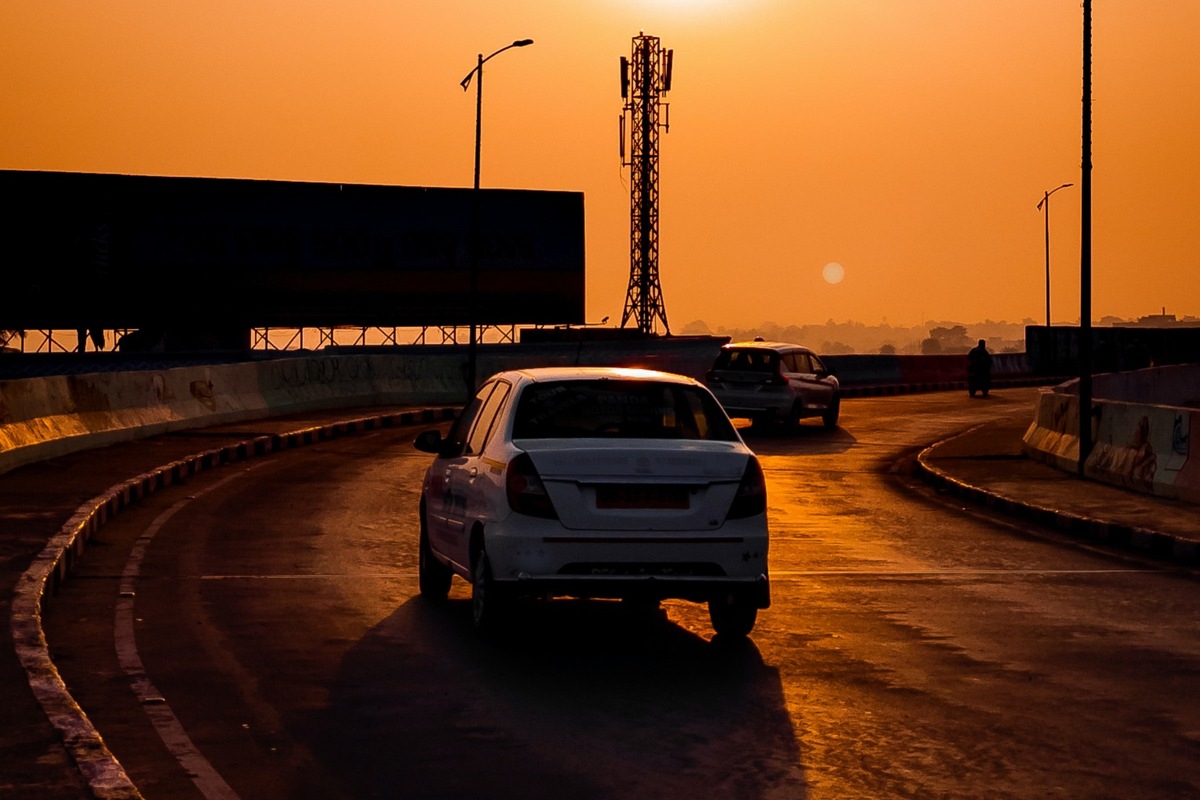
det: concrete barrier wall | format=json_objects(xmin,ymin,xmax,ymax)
[
  {"xmin": 0, "ymin": 355, "xmax": 469, "ymax": 475},
  {"xmin": 1023, "ymin": 364, "xmax": 1200, "ymax": 504},
  {"xmin": 0, "ymin": 368, "xmax": 251, "ymax": 473},
  {"xmin": 1088, "ymin": 364, "xmax": 1200, "ymax": 408},
  {"xmin": 1023, "ymin": 388, "xmax": 1082, "ymax": 474},
  {"xmin": 0, "ymin": 344, "xmax": 705, "ymax": 475},
  {"xmin": 2, "ymin": 343, "xmax": 1041, "ymax": 477},
  {"xmin": 1089, "ymin": 401, "xmax": 1198, "ymax": 501}
]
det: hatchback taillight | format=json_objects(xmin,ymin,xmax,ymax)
[
  {"xmin": 506, "ymin": 453, "xmax": 558, "ymax": 519},
  {"xmin": 727, "ymin": 456, "xmax": 767, "ymax": 519}
]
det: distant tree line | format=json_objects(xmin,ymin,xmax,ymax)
[{"xmin": 680, "ymin": 319, "xmax": 1031, "ymax": 355}]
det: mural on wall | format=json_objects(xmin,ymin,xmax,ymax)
[{"xmin": 1088, "ymin": 403, "xmax": 1194, "ymax": 498}]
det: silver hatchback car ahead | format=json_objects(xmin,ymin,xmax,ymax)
[{"xmin": 704, "ymin": 341, "xmax": 841, "ymax": 429}]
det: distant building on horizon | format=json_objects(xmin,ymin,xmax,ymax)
[{"xmin": 1129, "ymin": 308, "xmax": 1200, "ymax": 327}]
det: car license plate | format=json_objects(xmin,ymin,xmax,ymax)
[{"xmin": 596, "ymin": 485, "xmax": 689, "ymax": 509}]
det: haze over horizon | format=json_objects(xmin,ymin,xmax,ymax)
[{"xmin": 3, "ymin": 2, "xmax": 1197, "ymax": 331}]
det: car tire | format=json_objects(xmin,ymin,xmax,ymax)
[
  {"xmin": 418, "ymin": 512, "xmax": 452, "ymax": 601},
  {"xmin": 822, "ymin": 396, "xmax": 841, "ymax": 430},
  {"xmin": 786, "ymin": 400, "xmax": 806, "ymax": 430},
  {"xmin": 708, "ymin": 593, "xmax": 758, "ymax": 638},
  {"xmin": 471, "ymin": 543, "xmax": 505, "ymax": 635}
]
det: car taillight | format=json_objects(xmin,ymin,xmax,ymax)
[
  {"xmin": 768, "ymin": 366, "xmax": 787, "ymax": 385},
  {"xmin": 506, "ymin": 453, "xmax": 558, "ymax": 519},
  {"xmin": 727, "ymin": 456, "xmax": 767, "ymax": 519}
]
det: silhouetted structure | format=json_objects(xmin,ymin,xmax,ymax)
[
  {"xmin": 619, "ymin": 33, "xmax": 673, "ymax": 336},
  {"xmin": 1, "ymin": 170, "xmax": 584, "ymax": 349},
  {"xmin": 1026, "ymin": 325, "xmax": 1200, "ymax": 376}
]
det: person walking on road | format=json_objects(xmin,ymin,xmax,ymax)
[{"xmin": 967, "ymin": 339, "xmax": 992, "ymax": 398}]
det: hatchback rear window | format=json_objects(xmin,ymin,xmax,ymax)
[
  {"xmin": 712, "ymin": 349, "xmax": 780, "ymax": 373},
  {"xmin": 513, "ymin": 380, "xmax": 738, "ymax": 441}
]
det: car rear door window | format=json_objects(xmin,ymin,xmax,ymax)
[
  {"xmin": 441, "ymin": 383, "xmax": 493, "ymax": 458},
  {"xmin": 466, "ymin": 381, "xmax": 511, "ymax": 455}
]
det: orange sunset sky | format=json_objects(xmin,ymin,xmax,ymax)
[{"xmin": 2, "ymin": 1, "xmax": 1198, "ymax": 330}]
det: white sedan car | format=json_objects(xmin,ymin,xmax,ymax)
[{"xmin": 414, "ymin": 366, "xmax": 771, "ymax": 638}]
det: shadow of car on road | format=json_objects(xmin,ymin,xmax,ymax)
[{"xmin": 303, "ymin": 595, "xmax": 809, "ymax": 800}]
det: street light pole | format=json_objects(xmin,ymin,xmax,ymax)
[
  {"xmin": 1079, "ymin": 0, "xmax": 1093, "ymax": 477},
  {"xmin": 460, "ymin": 38, "xmax": 533, "ymax": 399},
  {"xmin": 1037, "ymin": 182, "xmax": 1073, "ymax": 328}
]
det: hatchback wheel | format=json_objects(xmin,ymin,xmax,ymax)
[
  {"xmin": 418, "ymin": 515, "xmax": 452, "ymax": 600},
  {"xmin": 708, "ymin": 593, "xmax": 758, "ymax": 638},
  {"xmin": 471, "ymin": 544, "xmax": 506, "ymax": 635}
]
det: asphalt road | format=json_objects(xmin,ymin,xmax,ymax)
[{"xmin": 42, "ymin": 389, "xmax": 1200, "ymax": 799}]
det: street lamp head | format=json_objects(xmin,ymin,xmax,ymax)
[
  {"xmin": 1037, "ymin": 182, "xmax": 1075, "ymax": 210},
  {"xmin": 463, "ymin": 39, "xmax": 534, "ymax": 90}
]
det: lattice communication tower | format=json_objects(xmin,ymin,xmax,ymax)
[{"xmin": 619, "ymin": 33, "xmax": 673, "ymax": 336}]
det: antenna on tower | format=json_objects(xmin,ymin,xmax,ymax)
[{"xmin": 619, "ymin": 33, "xmax": 673, "ymax": 336}]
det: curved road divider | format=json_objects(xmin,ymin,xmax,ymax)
[
  {"xmin": 10, "ymin": 405, "xmax": 458, "ymax": 800},
  {"xmin": 915, "ymin": 424, "xmax": 1199, "ymax": 564}
]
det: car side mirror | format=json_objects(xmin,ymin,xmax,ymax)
[{"xmin": 413, "ymin": 429, "xmax": 444, "ymax": 454}]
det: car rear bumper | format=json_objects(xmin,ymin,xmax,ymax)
[
  {"xmin": 719, "ymin": 403, "xmax": 787, "ymax": 419},
  {"xmin": 481, "ymin": 514, "xmax": 770, "ymax": 605},
  {"xmin": 495, "ymin": 572, "xmax": 772, "ymax": 607},
  {"xmin": 710, "ymin": 390, "xmax": 791, "ymax": 418}
]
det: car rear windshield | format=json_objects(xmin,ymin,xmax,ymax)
[
  {"xmin": 712, "ymin": 349, "xmax": 780, "ymax": 373},
  {"xmin": 512, "ymin": 380, "xmax": 739, "ymax": 441}
]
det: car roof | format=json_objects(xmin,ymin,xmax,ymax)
[
  {"xmin": 491, "ymin": 365, "xmax": 703, "ymax": 387},
  {"xmin": 721, "ymin": 340, "xmax": 815, "ymax": 353}
]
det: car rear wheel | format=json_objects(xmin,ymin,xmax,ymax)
[
  {"xmin": 708, "ymin": 593, "xmax": 758, "ymax": 638},
  {"xmin": 471, "ymin": 543, "xmax": 506, "ymax": 635},
  {"xmin": 784, "ymin": 400, "xmax": 806, "ymax": 430},
  {"xmin": 822, "ymin": 396, "xmax": 841, "ymax": 430},
  {"xmin": 749, "ymin": 413, "xmax": 772, "ymax": 430},
  {"xmin": 418, "ymin": 513, "xmax": 452, "ymax": 600}
]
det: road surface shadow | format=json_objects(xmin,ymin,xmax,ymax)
[{"xmin": 300, "ymin": 596, "xmax": 808, "ymax": 800}]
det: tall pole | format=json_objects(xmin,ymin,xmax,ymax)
[
  {"xmin": 460, "ymin": 39, "xmax": 533, "ymax": 399},
  {"xmin": 1079, "ymin": 0, "xmax": 1093, "ymax": 477},
  {"xmin": 1037, "ymin": 182, "xmax": 1072, "ymax": 327},
  {"xmin": 469, "ymin": 51, "xmax": 483, "ymax": 401},
  {"xmin": 1043, "ymin": 196, "xmax": 1050, "ymax": 327}
]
